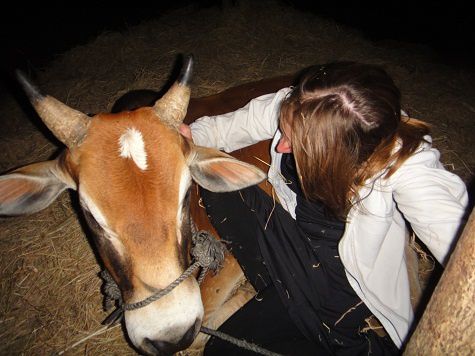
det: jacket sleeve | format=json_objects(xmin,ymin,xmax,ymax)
[
  {"xmin": 190, "ymin": 87, "xmax": 291, "ymax": 152},
  {"xmin": 391, "ymin": 143, "xmax": 469, "ymax": 265}
]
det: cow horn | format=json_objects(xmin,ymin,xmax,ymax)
[
  {"xmin": 16, "ymin": 70, "xmax": 90, "ymax": 148},
  {"xmin": 153, "ymin": 54, "xmax": 193, "ymax": 129}
]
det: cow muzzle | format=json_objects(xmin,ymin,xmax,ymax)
[
  {"xmin": 101, "ymin": 230, "xmax": 226, "ymax": 354},
  {"xmin": 125, "ymin": 278, "xmax": 204, "ymax": 355}
]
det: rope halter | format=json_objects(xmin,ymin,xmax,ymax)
[{"xmin": 101, "ymin": 230, "xmax": 226, "ymax": 326}]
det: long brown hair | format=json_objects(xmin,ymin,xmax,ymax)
[{"xmin": 280, "ymin": 62, "xmax": 430, "ymax": 219}]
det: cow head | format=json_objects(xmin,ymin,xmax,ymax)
[{"xmin": 0, "ymin": 56, "xmax": 266, "ymax": 355}]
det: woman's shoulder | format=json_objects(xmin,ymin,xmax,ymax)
[
  {"xmin": 368, "ymin": 136, "xmax": 444, "ymax": 189},
  {"xmin": 386, "ymin": 135, "xmax": 439, "ymax": 171},
  {"xmin": 388, "ymin": 135, "xmax": 467, "ymax": 193},
  {"xmin": 397, "ymin": 135, "xmax": 444, "ymax": 170}
]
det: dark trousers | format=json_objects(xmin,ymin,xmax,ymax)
[
  {"xmin": 201, "ymin": 186, "xmax": 399, "ymax": 356},
  {"xmin": 202, "ymin": 186, "xmax": 319, "ymax": 355}
]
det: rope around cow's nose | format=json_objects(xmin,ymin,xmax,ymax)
[
  {"xmin": 100, "ymin": 229, "xmax": 282, "ymax": 356},
  {"xmin": 101, "ymin": 230, "xmax": 226, "ymax": 319}
]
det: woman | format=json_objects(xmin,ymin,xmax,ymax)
[{"xmin": 180, "ymin": 62, "xmax": 468, "ymax": 355}]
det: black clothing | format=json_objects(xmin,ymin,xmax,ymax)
[
  {"xmin": 202, "ymin": 153, "xmax": 399, "ymax": 355},
  {"xmin": 205, "ymin": 285, "xmax": 321, "ymax": 356}
]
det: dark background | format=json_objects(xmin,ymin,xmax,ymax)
[{"xmin": 1, "ymin": 1, "xmax": 474, "ymax": 74}]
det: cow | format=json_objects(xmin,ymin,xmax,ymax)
[
  {"xmin": 0, "ymin": 55, "xmax": 291, "ymax": 355},
  {"xmin": 112, "ymin": 71, "xmax": 296, "ymax": 354}
]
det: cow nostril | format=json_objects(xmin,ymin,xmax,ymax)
[
  {"xmin": 144, "ymin": 338, "xmax": 174, "ymax": 355},
  {"xmin": 183, "ymin": 318, "xmax": 200, "ymax": 345},
  {"xmin": 144, "ymin": 338, "xmax": 176, "ymax": 355},
  {"xmin": 142, "ymin": 320, "xmax": 200, "ymax": 355}
]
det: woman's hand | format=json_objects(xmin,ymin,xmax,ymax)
[{"xmin": 179, "ymin": 123, "xmax": 193, "ymax": 140}]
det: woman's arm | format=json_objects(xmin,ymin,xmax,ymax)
[
  {"xmin": 189, "ymin": 88, "xmax": 291, "ymax": 152},
  {"xmin": 392, "ymin": 145, "xmax": 469, "ymax": 265}
]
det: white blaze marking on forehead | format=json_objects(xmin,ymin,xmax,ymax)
[
  {"xmin": 119, "ymin": 127, "xmax": 148, "ymax": 170},
  {"xmin": 176, "ymin": 167, "xmax": 191, "ymax": 245},
  {"xmin": 79, "ymin": 189, "xmax": 125, "ymax": 257}
]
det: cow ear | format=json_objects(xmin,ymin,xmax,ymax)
[
  {"xmin": 188, "ymin": 146, "xmax": 266, "ymax": 192},
  {"xmin": 0, "ymin": 160, "xmax": 73, "ymax": 216}
]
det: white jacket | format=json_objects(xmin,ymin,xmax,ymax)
[{"xmin": 190, "ymin": 88, "xmax": 469, "ymax": 348}]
